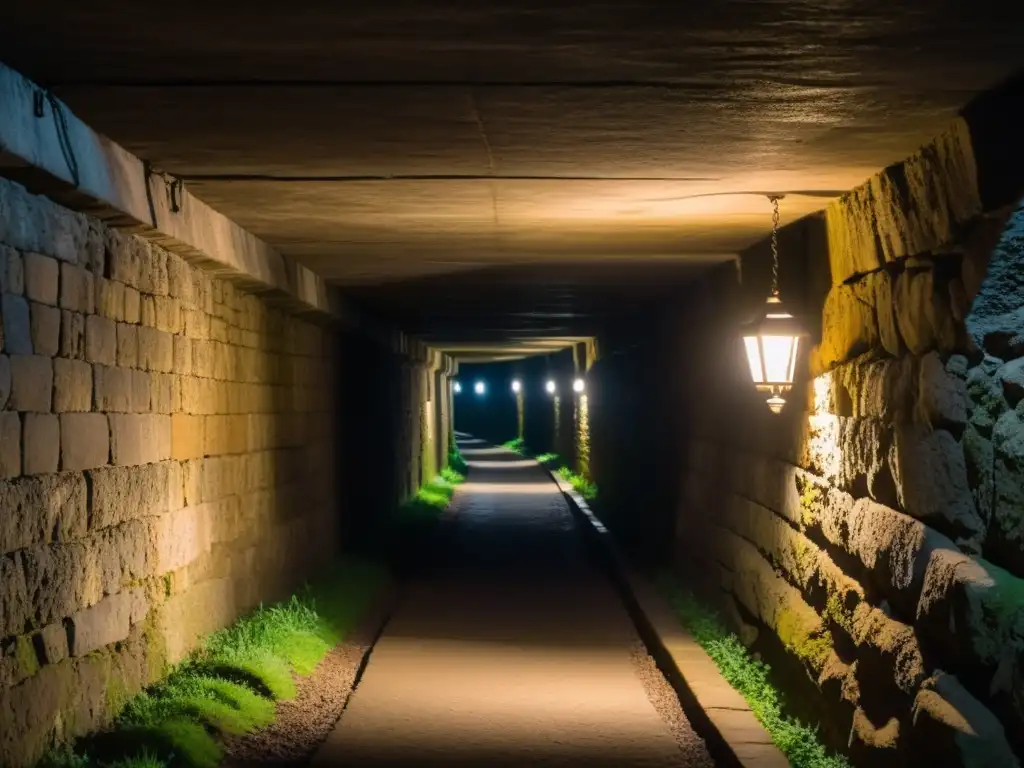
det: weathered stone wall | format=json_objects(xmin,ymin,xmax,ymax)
[
  {"xmin": 591, "ymin": 117, "xmax": 1024, "ymax": 764},
  {"xmin": 0, "ymin": 177, "xmax": 349, "ymax": 765}
]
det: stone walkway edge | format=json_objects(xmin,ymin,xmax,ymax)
[{"xmin": 544, "ymin": 470, "xmax": 791, "ymax": 768}]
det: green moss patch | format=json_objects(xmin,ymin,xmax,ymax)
[
  {"xmin": 47, "ymin": 558, "xmax": 389, "ymax": 768},
  {"xmin": 659, "ymin": 575, "xmax": 851, "ymax": 768}
]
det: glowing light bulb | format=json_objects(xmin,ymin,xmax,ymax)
[
  {"xmin": 573, "ymin": 378, "xmax": 585, "ymax": 393},
  {"xmin": 474, "ymin": 381, "xmax": 486, "ymax": 395},
  {"xmin": 453, "ymin": 382, "xmax": 462, "ymax": 394},
  {"xmin": 546, "ymin": 380, "xmax": 556, "ymax": 395},
  {"xmin": 511, "ymin": 379, "xmax": 521, "ymax": 393}
]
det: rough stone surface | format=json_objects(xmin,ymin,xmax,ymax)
[
  {"xmin": 966, "ymin": 205, "xmax": 1024, "ymax": 353},
  {"xmin": 53, "ymin": 358, "xmax": 93, "ymax": 412},
  {"xmin": 22, "ymin": 413, "xmax": 60, "ymax": 476},
  {"xmin": 68, "ymin": 588, "xmax": 148, "ymax": 657},
  {"xmin": 966, "ymin": 362, "xmax": 1009, "ymax": 437},
  {"xmin": 997, "ymin": 358, "xmax": 1024, "ymax": 407},
  {"xmin": 29, "ymin": 301, "xmax": 60, "ymax": 357},
  {"xmin": 0, "ymin": 472, "xmax": 88, "ymax": 554},
  {"xmin": 60, "ymin": 413, "xmax": 110, "ymax": 471},
  {"xmin": 38, "ymin": 622, "xmax": 68, "ymax": 665},
  {"xmin": 819, "ymin": 279, "xmax": 880, "ymax": 369},
  {"xmin": 109, "ymin": 414, "xmax": 171, "ymax": 466},
  {"xmin": 59, "ymin": 263, "xmax": 95, "ymax": 314},
  {"xmin": 93, "ymin": 364, "xmax": 132, "ymax": 413},
  {"xmin": 8, "ymin": 354, "xmax": 52, "ymax": 413},
  {"xmin": 0, "ymin": 182, "xmax": 367, "ymax": 766},
  {"xmin": 990, "ymin": 408, "xmax": 1024, "ymax": 571},
  {"xmin": 0, "ymin": 354, "xmax": 10, "ymax": 409},
  {"xmin": 920, "ymin": 351, "xmax": 968, "ymax": 429},
  {"xmin": 88, "ymin": 462, "xmax": 174, "ymax": 530},
  {"xmin": 23, "ymin": 253, "xmax": 59, "ymax": 306},
  {"xmin": 59, "ymin": 310, "xmax": 85, "ymax": 360},
  {"xmin": 892, "ymin": 424, "xmax": 985, "ymax": 548},
  {"xmin": 84, "ymin": 314, "xmax": 116, "ymax": 366},
  {"xmin": 2, "ymin": 293, "xmax": 32, "ymax": 354},
  {"xmin": 0, "ymin": 412, "xmax": 21, "ymax": 478},
  {"xmin": 894, "ymin": 267, "xmax": 956, "ymax": 356},
  {"xmin": 910, "ymin": 673, "xmax": 1019, "ymax": 768}
]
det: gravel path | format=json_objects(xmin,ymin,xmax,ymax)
[{"xmin": 312, "ymin": 438, "xmax": 715, "ymax": 767}]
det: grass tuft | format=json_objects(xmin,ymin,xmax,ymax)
[
  {"xmin": 502, "ymin": 437, "xmax": 526, "ymax": 453},
  {"xmin": 447, "ymin": 443, "xmax": 468, "ymax": 474},
  {"xmin": 556, "ymin": 467, "xmax": 598, "ymax": 501},
  {"xmin": 659, "ymin": 575, "xmax": 851, "ymax": 768},
  {"xmin": 534, "ymin": 452, "xmax": 560, "ymax": 465},
  {"xmin": 50, "ymin": 558, "xmax": 389, "ymax": 768}
]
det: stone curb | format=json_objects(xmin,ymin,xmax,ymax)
[{"xmin": 538, "ymin": 461, "xmax": 790, "ymax": 768}]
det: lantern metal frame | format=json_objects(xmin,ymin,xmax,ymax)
[{"xmin": 741, "ymin": 195, "xmax": 807, "ymax": 414}]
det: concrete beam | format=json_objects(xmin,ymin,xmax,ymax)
[
  {"xmin": 0, "ymin": 60, "xmax": 400, "ymax": 345},
  {"xmin": 735, "ymin": 72, "xmax": 1024, "ymax": 326}
]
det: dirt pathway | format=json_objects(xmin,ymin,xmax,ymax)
[{"xmin": 312, "ymin": 438, "xmax": 715, "ymax": 767}]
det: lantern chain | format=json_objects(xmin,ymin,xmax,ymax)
[{"xmin": 768, "ymin": 195, "xmax": 781, "ymax": 296}]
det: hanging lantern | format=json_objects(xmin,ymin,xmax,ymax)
[{"xmin": 741, "ymin": 196, "xmax": 806, "ymax": 414}]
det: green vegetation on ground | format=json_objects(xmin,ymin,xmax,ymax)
[
  {"xmin": 447, "ymin": 441, "xmax": 468, "ymax": 474},
  {"xmin": 534, "ymin": 451, "xmax": 560, "ymax": 465},
  {"xmin": 44, "ymin": 558, "xmax": 389, "ymax": 768},
  {"xmin": 502, "ymin": 437, "xmax": 526, "ymax": 453},
  {"xmin": 658, "ymin": 576, "xmax": 851, "ymax": 768},
  {"xmin": 556, "ymin": 467, "xmax": 598, "ymax": 501}
]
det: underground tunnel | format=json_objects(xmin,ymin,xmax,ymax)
[{"xmin": 1, "ymin": 3, "xmax": 1024, "ymax": 766}]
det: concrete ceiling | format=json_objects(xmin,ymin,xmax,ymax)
[{"xmin": 2, "ymin": 2, "xmax": 1022, "ymax": 359}]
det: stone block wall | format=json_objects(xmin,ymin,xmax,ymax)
[
  {"xmin": 0, "ymin": 178, "xmax": 343, "ymax": 766},
  {"xmin": 661, "ymin": 204, "xmax": 1024, "ymax": 767}
]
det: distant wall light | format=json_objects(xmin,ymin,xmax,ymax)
[
  {"xmin": 474, "ymin": 381, "xmax": 486, "ymax": 395},
  {"xmin": 546, "ymin": 380, "xmax": 556, "ymax": 395},
  {"xmin": 573, "ymin": 378, "xmax": 585, "ymax": 393},
  {"xmin": 511, "ymin": 379, "xmax": 522, "ymax": 393},
  {"xmin": 453, "ymin": 381, "xmax": 462, "ymax": 394}
]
